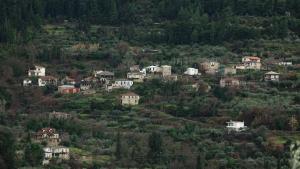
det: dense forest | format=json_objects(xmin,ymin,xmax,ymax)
[{"xmin": 1, "ymin": 0, "xmax": 300, "ymax": 43}]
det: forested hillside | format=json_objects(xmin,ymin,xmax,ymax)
[{"xmin": 1, "ymin": 0, "xmax": 300, "ymax": 43}]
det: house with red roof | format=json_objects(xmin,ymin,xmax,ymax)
[{"xmin": 242, "ymin": 56, "xmax": 262, "ymax": 70}]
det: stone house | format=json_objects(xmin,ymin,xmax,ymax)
[
  {"xmin": 130, "ymin": 65, "xmax": 140, "ymax": 72},
  {"xmin": 120, "ymin": 92, "xmax": 140, "ymax": 106},
  {"xmin": 43, "ymin": 146, "xmax": 70, "ymax": 165},
  {"xmin": 265, "ymin": 71, "xmax": 280, "ymax": 81},
  {"xmin": 220, "ymin": 77, "xmax": 240, "ymax": 88},
  {"xmin": 38, "ymin": 76, "xmax": 58, "ymax": 87},
  {"xmin": 223, "ymin": 67, "xmax": 237, "ymax": 75},
  {"xmin": 200, "ymin": 61, "xmax": 220, "ymax": 75},
  {"xmin": 127, "ymin": 72, "xmax": 145, "ymax": 82},
  {"xmin": 161, "ymin": 65, "xmax": 172, "ymax": 77},
  {"xmin": 242, "ymin": 56, "xmax": 262, "ymax": 70},
  {"xmin": 28, "ymin": 65, "xmax": 46, "ymax": 77},
  {"xmin": 35, "ymin": 128, "xmax": 60, "ymax": 146}
]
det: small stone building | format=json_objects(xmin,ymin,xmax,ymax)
[
  {"xmin": 220, "ymin": 77, "xmax": 240, "ymax": 88},
  {"xmin": 161, "ymin": 65, "xmax": 172, "ymax": 77},
  {"xmin": 265, "ymin": 71, "xmax": 280, "ymax": 81},
  {"xmin": 200, "ymin": 61, "xmax": 220, "ymax": 75},
  {"xmin": 223, "ymin": 67, "xmax": 237, "ymax": 75}
]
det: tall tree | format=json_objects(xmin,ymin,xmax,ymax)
[
  {"xmin": 0, "ymin": 127, "xmax": 16, "ymax": 169},
  {"xmin": 115, "ymin": 132, "xmax": 122, "ymax": 160},
  {"xmin": 24, "ymin": 143, "xmax": 44, "ymax": 166},
  {"xmin": 148, "ymin": 132, "xmax": 164, "ymax": 164}
]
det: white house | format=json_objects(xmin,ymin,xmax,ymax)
[
  {"xmin": 23, "ymin": 78, "xmax": 32, "ymax": 86},
  {"xmin": 43, "ymin": 146, "xmax": 70, "ymax": 165},
  {"xmin": 278, "ymin": 62, "xmax": 292, "ymax": 66},
  {"xmin": 145, "ymin": 65, "xmax": 161, "ymax": 73},
  {"xmin": 265, "ymin": 71, "xmax": 280, "ymax": 81},
  {"xmin": 226, "ymin": 121, "xmax": 247, "ymax": 132},
  {"xmin": 28, "ymin": 65, "xmax": 46, "ymax": 77},
  {"xmin": 113, "ymin": 79, "xmax": 134, "ymax": 89},
  {"xmin": 184, "ymin": 68, "xmax": 199, "ymax": 76},
  {"xmin": 38, "ymin": 76, "xmax": 58, "ymax": 86}
]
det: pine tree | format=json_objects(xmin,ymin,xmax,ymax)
[
  {"xmin": 109, "ymin": 0, "xmax": 118, "ymax": 24},
  {"xmin": 148, "ymin": 132, "xmax": 163, "ymax": 164},
  {"xmin": 115, "ymin": 132, "xmax": 122, "ymax": 160},
  {"xmin": 196, "ymin": 154, "xmax": 205, "ymax": 169}
]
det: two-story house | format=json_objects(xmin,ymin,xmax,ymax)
[
  {"xmin": 200, "ymin": 61, "xmax": 220, "ymax": 75},
  {"xmin": 220, "ymin": 77, "xmax": 240, "ymax": 88},
  {"xmin": 120, "ymin": 92, "xmax": 140, "ymax": 106},
  {"xmin": 242, "ymin": 56, "xmax": 262, "ymax": 70},
  {"xmin": 28, "ymin": 65, "xmax": 46, "ymax": 77}
]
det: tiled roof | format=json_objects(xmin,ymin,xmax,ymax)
[
  {"xmin": 265, "ymin": 71, "xmax": 280, "ymax": 75},
  {"xmin": 39, "ymin": 76, "xmax": 57, "ymax": 81},
  {"xmin": 121, "ymin": 92, "xmax": 139, "ymax": 97},
  {"xmin": 36, "ymin": 128, "xmax": 56, "ymax": 136}
]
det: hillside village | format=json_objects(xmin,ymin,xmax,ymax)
[
  {"xmin": 0, "ymin": 0, "xmax": 300, "ymax": 169},
  {"xmin": 0, "ymin": 26, "xmax": 299, "ymax": 168},
  {"xmin": 14, "ymin": 45, "xmax": 298, "ymax": 167}
]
